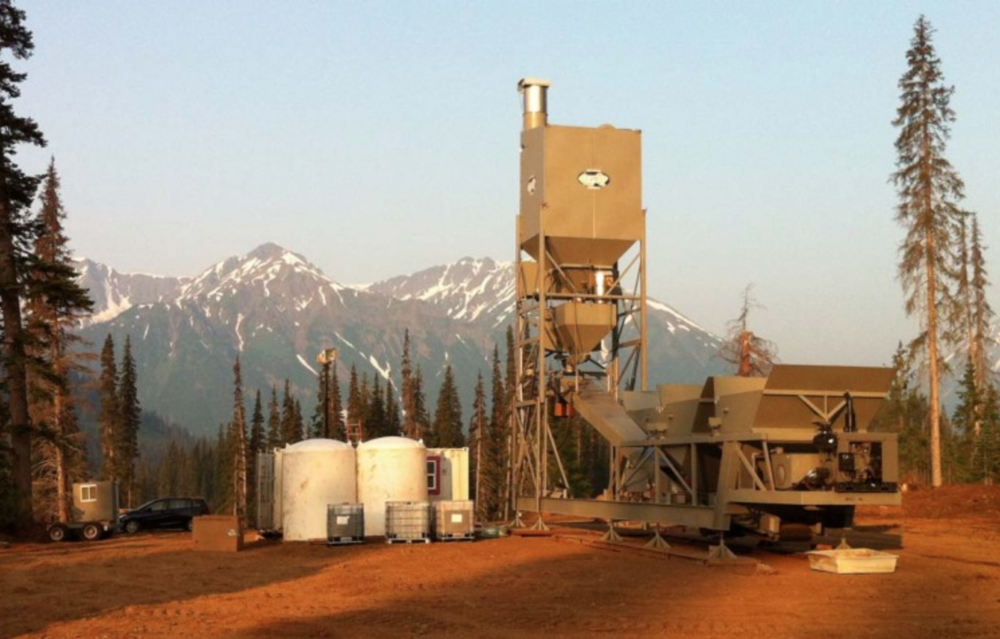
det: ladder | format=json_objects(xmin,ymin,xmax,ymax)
[{"xmin": 346, "ymin": 420, "xmax": 364, "ymax": 445}]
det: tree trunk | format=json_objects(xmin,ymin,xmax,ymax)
[
  {"xmin": 0, "ymin": 201, "xmax": 33, "ymax": 529},
  {"xmin": 926, "ymin": 228, "xmax": 943, "ymax": 488}
]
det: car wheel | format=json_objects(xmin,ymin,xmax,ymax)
[
  {"xmin": 124, "ymin": 520, "xmax": 140, "ymax": 535},
  {"xmin": 49, "ymin": 525, "xmax": 68, "ymax": 542},
  {"xmin": 82, "ymin": 523, "xmax": 103, "ymax": 541}
]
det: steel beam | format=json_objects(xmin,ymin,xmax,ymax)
[{"xmin": 516, "ymin": 496, "xmax": 722, "ymax": 529}]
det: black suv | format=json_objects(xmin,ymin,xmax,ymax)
[{"xmin": 120, "ymin": 497, "xmax": 210, "ymax": 534}]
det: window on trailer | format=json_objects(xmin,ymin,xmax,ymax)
[{"xmin": 427, "ymin": 457, "xmax": 441, "ymax": 495}]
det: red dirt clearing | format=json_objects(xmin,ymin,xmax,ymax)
[{"xmin": 2, "ymin": 486, "xmax": 999, "ymax": 638}]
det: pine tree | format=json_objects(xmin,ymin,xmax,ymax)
[
  {"xmin": 293, "ymin": 398, "xmax": 304, "ymax": 443},
  {"xmin": 329, "ymin": 363, "xmax": 344, "ymax": 440},
  {"xmin": 247, "ymin": 390, "xmax": 263, "ymax": 523},
  {"xmin": 347, "ymin": 364, "xmax": 362, "ymax": 437},
  {"xmin": 401, "ymin": 329, "xmax": 418, "ymax": 438},
  {"xmin": 871, "ymin": 342, "xmax": 932, "ymax": 482},
  {"xmin": 249, "ymin": 390, "xmax": 265, "ymax": 455},
  {"xmin": 485, "ymin": 345, "xmax": 508, "ymax": 520},
  {"xmin": 410, "ymin": 366, "xmax": 430, "ymax": 441},
  {"xmin": 266, "ymin": 386, "xmax": 280, "ymax": 449},
  {"xmin": 433, "ymin": 365, "xmax": 465, "ymax": 448},
  {"xmin": 230, "ymin": 357, "xmax": 247, "ymax": 529},
  {"xmin": 23, "ymin": 158, "xmax": 92, "ymax": 522},
  {"xmin": 117, "ymin": 335, "xmax": 141, "ymax": 506},
  {"xmin": 469, "ymin": 371, "xmax": 489, "ymax": 518},
  {"xmin": 367, "ymin": 376, "xmax": 387, "ymax": 438},
  {"xmin": 717, "ymin": 284, "xmax": 777, "ymax": 377},
  {"xmin": 280, "ymin": 379, "xmax": 297, "ymax": 445},
  {"xmin": 385, "ymin": 377, "xmax": 401, "ymax": 437},
  {"xmin": 892, "ymin": 15, "xmax": 966, "ymax": 488},
  {"xmin": 0, "ymin": 0, "xmax": 47, "ymax": 529},
  {"xmin": 97, "ymin": 335, "xmax": 119, "ymax": 481},
  {"xmin": 969, "ymin": 215, "xmax": 994, "ymax": 399}
]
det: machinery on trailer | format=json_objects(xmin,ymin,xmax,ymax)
[
  {"xmin": 510, "ymin": 78, "xmax": 901, "ymax": 540},
  {"xmin": 48, "ymin": 480, "xmax": 120, "ymax": 542}
]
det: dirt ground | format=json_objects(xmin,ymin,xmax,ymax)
[{"xmin": 2, "ymin": 486, "xmax": 999, "ymax": 639}]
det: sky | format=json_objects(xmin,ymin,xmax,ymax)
[{"xmin": 13, "ymin": 1, "xmax": 1000, "ymax": 367}]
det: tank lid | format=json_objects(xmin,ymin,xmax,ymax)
[
  {"xmin": 357, "ymin": 436, "xmax": 425, "ymax": 451},
  {"xmin": 284, "ymin": 438, "xmax": 353, "ymax": 453}
]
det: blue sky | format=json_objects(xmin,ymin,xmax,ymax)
[{"xmin": 14, "ymin": 1, "xmax": 1000, "ymax": 366}]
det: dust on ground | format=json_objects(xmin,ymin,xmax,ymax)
[{"xmin": 2, "ymin": 485, "xmax": 999, "ymax": 638}]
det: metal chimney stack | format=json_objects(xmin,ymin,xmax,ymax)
[{"xmin": 518, "ymin": 77, "xmax": 551, "ymax": 130}]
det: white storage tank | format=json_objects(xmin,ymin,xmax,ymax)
[
  {"xmin": 281, "ymin": 439, "xmax": 356, "ymax": 541},
  {"xmin": 357, "ymin": 437, "xmax": 428, "ymax": 537}
]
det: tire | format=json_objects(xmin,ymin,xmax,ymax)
[
  {"xmin": 82, "ymin": 523, "xmax": 103, "ymax": 541},
  {"xmin": 124, "ymin": 520, "xmax": 140, "ymax": 535},
  {"xmin": 48, "ymin": 525, "xmax": 68, "ymax": 543}
]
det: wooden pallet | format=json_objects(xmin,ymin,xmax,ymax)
[
  {"xmin": 385, "ymin": 536, "xmax": 431, "ymax": 544},
  {"xmin": 327, "ymin": 537, "xmax": 364, "ymax": 546}
]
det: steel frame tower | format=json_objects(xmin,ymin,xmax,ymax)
[{"xmin": 510, "ymin": 78, "xmax": 647, "ymax": 528}]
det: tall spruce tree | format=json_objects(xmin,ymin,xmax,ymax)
[
  {"xmin": 401, "ymin": 329, "xmax": 418, "ymax": 438},
  {"xmin": 385, "ymin": 377, "xmax": 401, "ymax": 437},
  {"xmin": 97, "ymin": 335, "xmax": 119, "ymax": 481},
  {"xmin": 266, "ymin": 386, "xmax": 280, "ymax": 449},
  {"xmin": 118, "ymin": 335, "xmax": 141, "ymax": 506},
  {"xmin": 247, "ymin": 388, "xmax": 264, "ymax": 523},
  {"xmin": 231, "ymin": 358, "xmax": 247, "ymax": 529},
  {"xmin": 0, "ymin": 0, "xmax": 47, "ymax": 528},
  {"xmin": 24, "ymin": 158, "xmax": 92, "ymax": 522},
  {"xmin": 432, "ymin": 365, "xmax": 465, "ymax": 448},
  {"xmin": 346, "ymin": 364, "xmax": 362, "ymax": 437},
  {"xmin": 892, "ymin": 15, "xmax": 966, "ymax": 487},
  {"xmin": 411, "ymin": 366, "xmax": 430, "ymax": 442},
  {"xmin": 486, "ymin": 344, "xmax": 508, "ymax": 520},
  {"xmin": 280, "ymin": 379, "xmax": 297, "ymax": 445},
  {"xmin": 469, "ymin": 371, "xmax": 488, "ymax": 519},
  {"xmin": 969, "ymin": 215, "xmax": 994, "ymax": 397},
  {"xmin": 367, "ymin": 376, "xmax": 387, "ymax": 438}
]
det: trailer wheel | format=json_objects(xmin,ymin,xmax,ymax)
[
  {"xmin": 48, "ymin": 525, "xmax": 68, "ymax": 543},
  {"xmin": 82, "ymin": 523, "xmax": 103, "ymax": 541}
]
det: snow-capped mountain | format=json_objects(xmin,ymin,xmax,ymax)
[
  {"xmin": 76, "ymin": 259, "xmax": 186, "ymax": 326},
  {"xmin": 77, "ymin": 245, "xmax": 726, "ymax": 437}
]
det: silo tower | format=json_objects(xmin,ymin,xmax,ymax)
[{"xmin": 512, "ymin": 78, "xmax": 648, "ymax": 526}]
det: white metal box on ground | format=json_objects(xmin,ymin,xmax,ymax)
[
  {"xmin": 433, "ymin": 500, "xmax": 475, "ymax": 541},
  {"xmin": 806, "ymin": 549, "xmax": 899, "ymax": 574},
  {"xmin": 327, "ymin": 503, "xmax": 364, "ymax": 545},
  {"xmin": 385, "ymin": 501, "xmax": 431, "ymax": 543}
]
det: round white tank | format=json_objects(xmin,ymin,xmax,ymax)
[
  {"xmin": 357, "ymin": 437, "xmax": 428, "ymax": 536},
  {"xmin": 281, "ymin": 438, "xmax": 356, "ymax": 541}
]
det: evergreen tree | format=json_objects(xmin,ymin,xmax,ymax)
[
  {"xmin": 310, "ymin": 361, "xmax": 344, "ymax": 440},
  {"xmin": 892, "ymin": 15, "xmax": 966, "ymax": 487},
  {"xmin": 871, "ymin": 342, "xmax": 933, "ymax": 482},
  {"xmin": 969, "ymin": 215, "xmax": 994, "ymax": 401},
  {"xmin": 367, "ymin": 376, "xmax": 387, "ymax": 438},
  {"xmin": 117, "ymin": 335, "xmax": 141, "ymax": 506},
  {"xmin": 972, "ymin": 384, "xmax": 1000, "ymax": 484},
  {"xmin": 485, "ymin": 345, "xmax": 508, "ymax": 520},
  {"xmin": 0, "ymin": 0, "xmax": 47, "ymax": 529},
  {"xmin": 410, "ymin": 366, "xmax": 430, "ymax": 441},
  {"xmin": 23, "ymin": 158, "xmax": 92, "ymax": 522},
  {"xmin": 231, "ymin": 357, "xmax": 247, "ymax": 529},
  {"xmin": 347, "ymin": 364, "xmax": 362, "ymax": 436},
  {"xmin": 359, "ymin": 372, "xmax": 372, "ymax": 432},
  {"xmin": 469, "ymin": 371, "xmax": 489, "ymax": 519},
  {"xmin": 97, "ymin": 335, "xmax": 119, "ymax": 480},
  {"xmin": 385, "ymin": 377, "xmax": 401, "ymax": 437},
  {"xmin": 432, "ymin": 365, "xmax": 465, "ymax": 448},
  {"xmin": 249, "ymin": 390, "xmax": 265, "ymax": 455},
  {"xmin": 329, "ymin": 362, "xmax": 344, "ymax": 440},
  {"xmin": 293, "ymin": 398, "xmax": 304, "ymax": 443},
  {"xmin": 266, "ymin": 386, "xmax": 280, "ymax": 449},
  {"xmin": 280, "ymin": 379, "xmax": 297, "ymax": 445},
  {"xmin": 401, "ymin": 329, "xmax": 418, "ymax": 438}
]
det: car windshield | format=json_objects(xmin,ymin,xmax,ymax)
[{"xmin": 131, "ymin": 499, "xmax": 161, "ymax": 512}]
